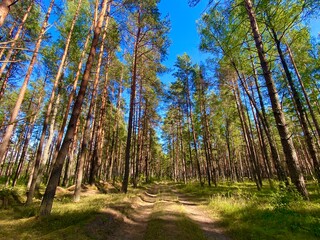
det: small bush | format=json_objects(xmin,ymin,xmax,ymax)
[
  {"xmin": 270, "ymin": 184, "xmax": 303, "ymax": 210},
  {"xmin": 0, "ymin": 187, "xmax": 23, "ymax": 209}
]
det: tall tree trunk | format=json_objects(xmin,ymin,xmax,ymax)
[
  {"xmin": 244, "ymin": 0, "xmax": 308, "ymax": 198},
  {"xmin": 133, "ymin": 81, "xmax": 143, "ymax": 187},
  {"xmin": 73, "ymin": 120, "xmax": 88, "ymax": 202},
  {"xmin": 233, "ymin": 80, "xmax": 261, "ymax": 190},
  {"xmin": 178, "ymin": 112, "xmax": 187, "ymax": 184},
  {"xmin": 0, "ymin": 1, "xmax": 32, "ymax": 78},
  {"xmin": 250, "ymin": 61, "xmax": 286, "ymax": 182},
  {"xmin": 52, "ymin": 24, "xmax": 92, "ymax": 165},
  {"xmin": 108, "ymin": 74, "xmax": 123, "ymax": 181},
  {"xmin": 12, "ymin": 92, "xmax": 43, "ymax": 187},
  {"xmin": 185, "ymin": 78, "xmax": 202, "ymax": 185},
  {"xmin": 39, "ymin": 0, "xmax": 110, "ymax": 216},
  {"xmin": 26, "ymin": 0, "xmax": 82, "ymax": 204},
  {"xmin": 122, "ymin": 9, "xmax": 142, "ymax": 193},
  {"xmin": 272, "ymin": 30, "xmax": 320, "ymax": 182},
  {"xmin": 0, "ymin": 0, "xmax": 54, "ymax": 165},
  {"xmin": 232, "ymin": 57, "xmax": 287, "ymax": 182},
  {"xmin": 286, "ymin": 43, "xmax": 320, "ymax": 141},
  {"xmin": 87, "ymin": 8, "xmax": 110, "ymax": 185}
]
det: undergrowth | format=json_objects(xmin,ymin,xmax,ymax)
[
  {"xmin": 0, "ymin": 183, "xmax": 133, "ymax": 240},
  {"xmin": 178, "ymin": 180, "xmax": 320, "ymax": 240},
  {"xmin": 1, "ymin": 181, "xmax": 319, "ymax": 240}
]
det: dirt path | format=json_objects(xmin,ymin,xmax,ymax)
[
  {"xmin": 85, "ymin": 183, "xmax": 231, "ymax": 240},
  {"xmin": 173, "ymin": 189, "xmax": 230, "ymax": 240}
]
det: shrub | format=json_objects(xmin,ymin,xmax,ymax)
[{"xmin": 270, "ymin": 183, "xmax": 303, "ymax": 210}]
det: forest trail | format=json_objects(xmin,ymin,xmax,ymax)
[{"xmin": 86, "ymin": 183, "xmax": 230, "ymax": 240}]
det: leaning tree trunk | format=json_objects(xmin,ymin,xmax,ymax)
[
  {"xmin": 286, "ymin": 43, "xmax": 320, "ymax": 142},
  {"xmin": 233, "ymin": 81, "xmax": 262, "ymax": 190},
  {"xmin": 250, "ymin": 60, "xmax": 287, "ymax": 182},
  {"xmin": 0, "ymin": 1, "xmax": 32, "ymax": 78},
  {"xmin": 244, "ymin": 0, "xmax": 308, "ymax": 198},
  {"xmin": 0, "ymin": 0, "xmax": 54, "ymax": 166},
  {"xmin": 39, "ymin": 0, "xmax": 110, "ymax": 216},
  {"xmin": 11, "ymin": 92, "xmax": 43, "ymax": 187},
  {"xmin": 52, "ymin": 25, "xmax": 92, "ymax": 172},
  {"xmin": 232, "ymin": 55, "xmax": 287, "ymax": 183},
  {"xmin": 87, "ymin": 10, "xmax": 110, "ymax": 185},
  {"xmin": 272, "ymin": 29, "xmax": 320, "ymax": 183},
  {"xmin": 26, "ymin": 0, "xmax": 82, "ymax": 204}
]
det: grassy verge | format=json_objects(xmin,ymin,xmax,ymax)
[{"xmin": 178, "ymin": 180, "xmax": 320, "ymax": 240}]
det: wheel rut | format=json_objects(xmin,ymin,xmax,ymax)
[{"xmin": 85, "ymin": 183, "xmax": 231, "ymax": 240}]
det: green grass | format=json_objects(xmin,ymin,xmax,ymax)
[
  {"xmin": 1, "ymin": 181, "xmax": 319, "ymax": 240},
  {"xmin": 178, "ymin": 180, "xmax": 320, "ymax": 240},
  {"xmin": 0, "ymin": 184, "xmax": 135, "ymax": 240}
]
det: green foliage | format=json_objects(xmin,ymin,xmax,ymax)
[
  {"xmin": 270, "ymin": 183, "xmax": 304, "ymax": 210},
  {"xmin": 0, "ymin": 187, "xmax": 24, "ymax": 209}
]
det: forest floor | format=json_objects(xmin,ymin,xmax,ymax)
[
  {"xmin": 0, "ymin": 180, "xmax": 320, "ymax": 239},
  {"xmin": 86, "ymin": 182, "xmax": 230, "ymax": 240}
]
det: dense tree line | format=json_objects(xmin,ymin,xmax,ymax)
[
  {"xmin": 163, "ymin": 0, "xmax": 320, "ymax": 199},
  {"xmin": 0, "ymin": 0, "xmax": 168, "ymax": 215},
  {"xmin": 0, "ymin": 0, "xmax": 319, "ymax": 216}
]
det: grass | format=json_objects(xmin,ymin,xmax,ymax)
[
  {"xmin": 178, "ymin": 180, "xmax": 320, "ymax": 240},
  {"xmin": 0, "ymin": 183, "xmax": 136, "ymax": 240},
  {"xmin": 1, "ymin": 180, "xmax": 319, "ymax": 240}
]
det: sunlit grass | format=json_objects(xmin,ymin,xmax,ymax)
[
  {"xmin": 1, "ymin": 180, "xmax": 319, "ymax": 240},
  {"xmin": 178, "ymin": 180, "xmax": 320, "ymax": 240},
  {"xmin": 0, "ymin": 183, "xmax": 135, "ymax": 240}
]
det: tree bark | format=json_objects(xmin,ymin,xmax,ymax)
[
  {"xmin": 244, "ymin": 0, "xmax": 308, "ymax": 198},
  {"xmin": 26, "ymin": 0, "xmax": 82, "ymax": 204},
  {"xmin": 87, "ymin": 8, "xmax": 110, "ymax": 185},
  {"xmin": 122, "ymin": 9, "xmax": 142, "ymax": 193},
  {"xmin": 0, "ymin": 1, "xmax": 33, "ymax": 79},
  {"xmin": 39, "ymin": 0, "xmax": 110, "ymax": 215},
  {"xmin": 272, "ymin": 29, "xmax": 320, "ymax": 182},
  {"xmin": 0, "ymin": 0, "xmax": 54, "ymax": 166},
  {"xmin": 52, "ymin": 24, "xmax": 92, "ymax": 170},
  {"xmin": 286, "ymin": 43, "xmax": 320, "ymax": 142},
  {"xmin": 0, "ymin": 0, "xmax": 18, "ymax": 27}
]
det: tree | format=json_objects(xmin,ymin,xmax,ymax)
[
  {"xmin": 0, "ymin": 0, "xmax": 54, "ymax": 166},
  {"xmin": 0, "ymin": 0, "xmax": 19, "ymax": 27},
  {"xmin": 27, "ymin": 0, "xmax": 83, "ymax": 204},
  {"xmin": 121, "ymin": 0, "xmax": 169, "ymax": 193},
  {"xmin": 244, "ymin": 0, "xmax": 308, "ymax": 198},
  {"xmin": 39, "ymin": 0, "xmax": 110, "ymax": 216}
]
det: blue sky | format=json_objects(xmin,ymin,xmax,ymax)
[
  {"xmin": 158, "ymin": 0, "xmax": 320, "ymax": 86},
  {"xmin": 158, "ymin": 0, "xmax": 209, "ymax": 85}
]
